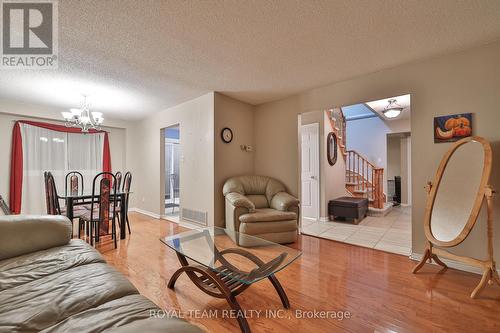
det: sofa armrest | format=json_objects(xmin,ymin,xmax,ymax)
[
  {"xmin": 225, "ymin": 192, "xmax": 255, "ymax": 212},
  {"xmin": 0, "ymin": 215, "xmax": 72, "ymax": 261},
  {"xmin": 270, "ymin": 192, "xmax": 299, "ymax": 211}
]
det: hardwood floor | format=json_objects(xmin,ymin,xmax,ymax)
[{"xmin": 97, "ymin": 213, "xmax": 500, "ymax": 333}]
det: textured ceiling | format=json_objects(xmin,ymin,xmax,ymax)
[{"xmin": 1, "ymin": 0, "xmax": 500, "ymax": 120}]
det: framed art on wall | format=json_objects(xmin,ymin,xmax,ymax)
[{"xmin": 434, "ymin": 113, "xmax": 472, "ymax": 143}]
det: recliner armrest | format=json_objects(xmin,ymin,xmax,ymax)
[
  {"xmin": 270, "ymin": 192, "xmax": 299, "ymax": 211},
  {"xmin": 225, "ymin": 192, "xmax": 255, "ymax": 212},
  {"xmin": 0, "ymin": 215, "xmax": 72, "ymax": 260}
]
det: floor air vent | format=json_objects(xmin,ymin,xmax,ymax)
[{"xmin": 181, "ymin": 208, "xmax": 208, "ymax": 226}]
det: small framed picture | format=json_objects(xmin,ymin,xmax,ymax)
[{"xmin": 434, "ymin": 113, "xmax": 472, "ymax": 143}]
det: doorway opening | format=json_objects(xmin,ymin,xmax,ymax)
[
  {"xmin": 386, "ymin": 132, "xmax": 412, "ymax": 207},
  {"xmin": 164, "ymin": 124, "xmax": 180, "ymax": 222},
  {"xmin": 299, "ymin": 94, "xmax": 412, "ymax": 256}
]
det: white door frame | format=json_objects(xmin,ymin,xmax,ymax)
[{"xmin": 300, "ymin": 122, "xmax": 320, "ymax": 221}]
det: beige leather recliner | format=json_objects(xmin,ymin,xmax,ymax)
[{"xmin": 223, "ymin": 176, "xmax": 299, "ymax": 245}]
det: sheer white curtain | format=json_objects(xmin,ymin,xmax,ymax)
[{"xmin": 20, "ymin": 123, "xmax": 104, "ymax": 214}]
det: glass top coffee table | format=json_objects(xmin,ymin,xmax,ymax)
[{"xmin": 161, "ymin": 227, "xmax": 302, "ymax": 333}]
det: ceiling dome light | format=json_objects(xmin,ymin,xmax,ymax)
[{"xmin": 382, "ymin": 99, "xmax": 403, "ymax": 119}]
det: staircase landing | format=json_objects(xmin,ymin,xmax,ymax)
[{"xmin": 367, "ymin": 202, "xmax": 393, "ymax": 217}]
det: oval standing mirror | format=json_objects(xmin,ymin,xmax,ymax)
[
  {"xmin": 415, "ymin": 136, "xmax": 499, "ymax": 299},
  {"xmin": 425, "ymin": 137, "xmax": 491, "ymax": 246}
]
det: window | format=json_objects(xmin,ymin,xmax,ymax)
[{"xmin": 20, "ymin": 123, "xmax": 104, "ymax": 214}]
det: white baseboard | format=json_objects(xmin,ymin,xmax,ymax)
[
  {"xmin": 129, "ymin": 207, "xmax": 160, "ymax": 219},
  {"xmin": 178, "ymin": 220, "xmax": 205, "ymax": 230},
  {"xmin": 410, "ymin": 252, "xmax": 500, "ymax": 275},
  {"xmin": 130, "ymin": 208, "xmax": 203, "ymax": 231},
  {"xmin": 302, "ymin": 217, "xmax": 329, "ymax": 223}
]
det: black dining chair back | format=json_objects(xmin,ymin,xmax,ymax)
[
  {"xmin": 83, "ymin": 172, "xmax": 117, "ymax": 246},
  {"xmin": 44, "ymin": 171, "xmax": 61, "ymax": 215},
  {"xmin": 122, "ymin": 172, "xmax": 132, "ymax": 234},
  {"xmin": 115, "ymin": 171, "xmax": 122, "ymax": 193},
  {"xmin": 123, "ymin": 172, "xmax": 132, "ymax": 192},
  {"xmin": 90, "ymin": 172, "xmax": 117, "ymax": 227},
  {"xmin": 65, "ymin": 171, "xmax": 84, "ymax": 197}
]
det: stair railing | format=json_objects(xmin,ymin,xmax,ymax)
[{"xmin": 346, "ymin": 150, "xmax": 384, "ymax": 209}]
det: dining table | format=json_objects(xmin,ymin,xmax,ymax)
[{"xmin": 61, "ymin": 191, "xmax": 131, "ymax": 240}]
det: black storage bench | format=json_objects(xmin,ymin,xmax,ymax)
[{"xmin": 328, "ymin": 197, "xmax": 368, "ymax": 224}]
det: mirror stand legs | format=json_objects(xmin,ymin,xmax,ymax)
[
  {"xmin": 471, "ymin": 265, "xmax": 500, "ymax": 299},
  {"xmin": 412, "ymin": 243, "xmax": 447, "ymax": 274},
  {"xmin": 413, "ymin": 244, "xmax": 500, "ymax": 299}
]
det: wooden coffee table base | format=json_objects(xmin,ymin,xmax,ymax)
[{"xmin": 168, "ymin": 251, "xmax": 290, "ymax": 333}]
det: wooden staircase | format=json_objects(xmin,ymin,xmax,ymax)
[
  {"xmin": 327, "ymin": 107, "xmax": 347, "ymax": 159},
  {"xmin": 327, "ymin": 108, "xmax": 386, "ymax": 209},
  {"xmin": 345, "ymin": 151, "xmax": 385, "ymax": 209}
]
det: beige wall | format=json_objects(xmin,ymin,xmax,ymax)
[
  {"xmin": 400, "ymin": 136, "xmax": 410, "ymax": 205},
  {"xmin": 214, "ymin": 93, "xmax": 254, "ymax": 227},
  {"xmin": 254, "ymin": 41, "xmax": 500, "ymax": 259},
  {"xmin": 0, "ymin": 111, "xmax": 127, "ymax": 207},
  {"xmin": 322, "ymin": 112, "xmax": 347, "ymax": 219},
  {"xmin": 254, "ymin": 95, "xmax": 302, "ymax": 195},
  {"xmin": 387, "ymin": 136, "xmax": 401, "ymax": 180},
  {"xmin": 299, "ymin": 110, "xmax": 347, "ymax": 219},
  {"xmin": 126, "ymin": 93, "xmax": 215, "ymax": 225}
]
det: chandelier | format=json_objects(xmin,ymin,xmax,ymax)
[
  {"xmin": 382, "ymin": 99, "xmax": 403, "ymax": 119},
  {"xmin": 61, "ymin": 95, "xmax": 104, "ymax": 132}
]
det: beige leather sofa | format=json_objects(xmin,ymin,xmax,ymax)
[
  {"xmin": 0, "ymin": 215, "xmax": 202, "ymax": 333},
  {"xmin": 223, "ymin": 176, "xmax": 299, "ymax": 245}
]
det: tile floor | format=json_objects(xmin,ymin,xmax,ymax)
[{"xmin": 301, "ymin": 206, "xmax": 411, "ymax": 256}]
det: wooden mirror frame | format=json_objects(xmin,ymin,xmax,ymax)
[
  {"xmin": 413, "ymin": 136, "xmax": 500, "ymax": 298},
  {"xmin": 424, "ymin": 136, "xmax": 492, "ymax": 247}
]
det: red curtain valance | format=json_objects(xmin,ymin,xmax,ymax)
[{"xmin": 9, "ymin": 120, "xmax": 112, "ymax": 214}]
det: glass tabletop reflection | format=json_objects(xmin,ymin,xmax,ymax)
[{"xmin": 161, "ymin": 227, "xmax": 302, "ymax": 285}]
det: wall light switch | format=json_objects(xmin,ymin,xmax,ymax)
[{"xmin": 240, "ymin": 145, "xmax": 253, "ymax": 152}]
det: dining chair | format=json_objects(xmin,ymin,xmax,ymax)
[
  {"xmin": 166, "ymin": 173, "xmax": 179, "ymax": 213},
  {"xmin": 115, "ymin": 171, "xmax": 123, "ymax": 193},
  {"xmin": 112, "ymin": 171, "xmax": 131, "ymax": 234},
  {"xmin": 79, "ymin": 172, "xmax": 118, "ymax": 248},
  {"xmin": 65, "ymin": 171, "xmax": 92, "ymax": 215},
  {"xmin": 44, "ymin": 172, "xmax": 61, "ymax": 215},
  {"xmin": 45, "ymin": 171, "xmax": 88, "ymax": 217},
  {"xmin": 122, "ymin": 171, "xmax": 132, "ymax": 234},
  {"xmin": 65, "ymin": 171, "xmax": 84, "ymax": 197}
]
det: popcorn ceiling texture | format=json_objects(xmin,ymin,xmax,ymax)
[{"xmin": 1, "ymin": 0, "xmax": 500, "ymax": 119}]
